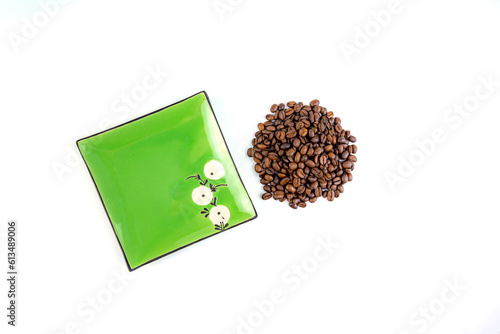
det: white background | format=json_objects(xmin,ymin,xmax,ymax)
[{"xmin": 1, "ymin": 0, "xmax": 500, "ymax": 333}]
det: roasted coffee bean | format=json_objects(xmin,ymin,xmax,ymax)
[
  {"xmin": 262, "ymin": 193, "xmax": 272, "ymax": 200},
  {"xmin": 249, "ymin": 99, "xmax": 357, "ymax": 208},
  {"xmin": 264, "ymin": 174, "xmax": 273, "ymax": 182},
  {"xmin": 296, "ymin": 169, "xmax": 306, "ymax": 178},
  {"xmin": 268, "ymin": 152, "xmax": 278, "ymax": 160},
  {"xmin": 274, "ymin": 190, "xmax": 285, "ymax": 199},
  {"xmin": 286, "ymin": 184, "xmax": 297, "ymax": 193},
  {"xmin": 300, "ymin": 145, "xmax": 308, "ymax": 155},
  {"xmin": 327, "ymin": 190, "xmax": 334, "ymax": 201},
  {"xmin": 342, "ymin": 161, "xmax": 353, "ymax": 169},
  {"xmin": 293, "ymin": 138, "xmax": 301, "ymax": 148},
  {"xmin": 305, "ymin": 160, "xmax": 315, "ymax": 168},
  {"xmin": 280, "ymin": 177, "xmax": 290, "ymax": 185}
]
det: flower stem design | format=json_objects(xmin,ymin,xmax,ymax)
[
  {"xmin": 209, "ymin": 183, "xmax": 227, "ymax": 192},
  {"xmin": 185, "ymin": 173, "xmax": 208, "ymax": 185}
]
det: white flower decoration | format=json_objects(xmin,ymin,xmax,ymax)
[
  {"xmin": 209, "ymin": 205, "xmax": 230, "ymax": 226},
  {"xmin": 204, "ymin": 160, "xmax": 225, "ymax": 180},
  {"xmin": 191, "ymin": 186, "xmax": 213, "ymax": 206}
]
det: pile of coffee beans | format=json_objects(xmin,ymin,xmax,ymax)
[{"xmin": 247, "ymin": 100, "xmax": 357, "ymax": 209}]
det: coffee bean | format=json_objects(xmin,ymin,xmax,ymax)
[
  {"xmin": 305, "ymin": 160, "xmax": 315, "ymax": 168},
  {"xmin": 310, "ymin": 99, "xmax": 320, "ymax": 106},
  {"xmin": 280, "ymin": 177, "xmax": 290, "ymax": 185},
  {"xmin": 268, "ymin": 152, "xmax": 278, "ymax": 160},
  {"xmin": 250, "ymin": 99, "xmax": 357, "ymax": 208},
  {"xmin": 342, "ymin": 161, "xmax": 353, "ymax": 169},
  {"xmin": 274, "ymin": 190, "xmax": 285, "ymax": 199},
  {"xmin": 296, "ymin": 169, "xmax": 306, "ymax": 178},
  {"xmin": 262, "ymin": 157, "xmax": 271, "ymax": 169},
  {"xmin": 300, "ymin": 145, "xmax": 308, "ymax": 155}
]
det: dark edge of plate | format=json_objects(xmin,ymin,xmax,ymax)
[{"xmin": 76, "ymin": 91, "xmax": 258, "ymax": 271}]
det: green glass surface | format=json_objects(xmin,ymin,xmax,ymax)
[{"xmin": 77, "ymin": 92, "xmax": 257, "ymax": 270}]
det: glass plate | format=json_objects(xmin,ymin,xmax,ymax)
[{"xmin": 77, "ymin": 91, "xmax": 257, "ymax": 270}]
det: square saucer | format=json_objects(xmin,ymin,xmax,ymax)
[{"xmin": 77, "ymin": 91, "xmax": 257, "ymax": 270}]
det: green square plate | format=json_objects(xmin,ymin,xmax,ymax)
[{"xmin": 77, "ymin": 91, "xmax": 257, "ymax": 270}]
